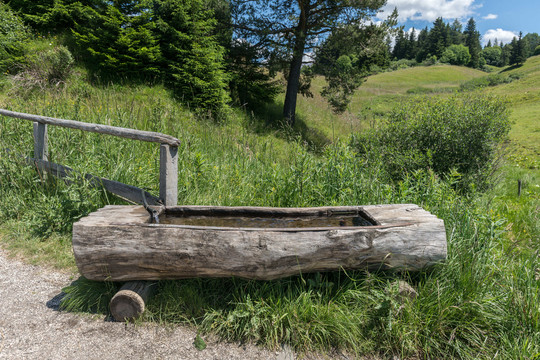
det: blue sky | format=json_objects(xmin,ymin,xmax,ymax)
[{"xmin": 376, "ymin": 0, "xmax": 540, "ymax": 45}]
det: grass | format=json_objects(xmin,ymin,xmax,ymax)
[
  {"xmin": 291, "ymin": 64, "xmax": 487, "ymax": 142},
  {"xmin": 486, "ymin": 55, "xmax": 540, "ymax": 169},
  {"xmin": 0, "ymin": 52, "xmax": 539, "ymax": 358}
]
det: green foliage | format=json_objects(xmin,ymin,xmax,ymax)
[
  {"xmin": 0, "ymin": 2, "xmax": 29, "ymax": 72},
  {"xmin": 464, "ymin": 18, "xmax": 481, "ymax": 68},
  {"xmin": 150, "ymin": 0, "xmax": 230, "ymax": 117},
  {"xmin": 71, "ymin": 4, "xmax": 161, "ymax": 79},
  {"xmin": 193, "ymin": 334, "xmax": 207, "ymax": 351},
  {"xmin": 352, "ymin": 94, "xmax": 511, "ymax": 190},
  {"xmin": 227, "ymin": 41, "xmax": 280, "ymax": 110},
  {"xmin": 68, "ymin": 0, "xmax": 230, "ymax": 116},
  {"xmin": 481, "ymin": 46, "xmax": 503, "ymax": 66},
  {"xmin": 7, "ymin": 0, "xmax": 109, "ymax": 34},
  {"xmin": 459, "ymin": 73, "xmax": 521, "ymax": 91},
  {"xmin": 535, "ymin": 45, "xmax": 540, "ymax": 56},
  {"xmin": 440, "ymin": 44, "xmax": 471, "ymax": 66},
  {"xmin": 9, "ymin": 45, "xmax": 74, "ymax": 94},
  {"xmin": 510, "ymin": 32, "xmax": 528, "ymax": 65},
  {"xmin": 316, "ymin": 17, "xmax": 394, "ymax": 113}
]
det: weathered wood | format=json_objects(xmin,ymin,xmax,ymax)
[
  {"xmin": 159, "ymin": 144, "xmax": 178, "ymax": 206},
  {"xmin": 33, "ymin": 122, "xmax": 48, "ymax": 161},
  {"xmin": 0, "ymin": 108, "xmax": 180, "ymax": 146},
  {"xmin": 110, "ymin": 281, "xmax": 156, "ymax": 322},
  {"xmin": 29, "ymin": 158, "xmax": 162, "ymax": 206},
  {"xmin": 72, "ymin": 204, "xmax": 447, "ymax": 281}
]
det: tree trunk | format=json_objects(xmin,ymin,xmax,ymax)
[{"xmin": 283, "ymin": 4, "xmax": 308, "ymax": 127}]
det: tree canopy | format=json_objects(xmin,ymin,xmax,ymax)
[{"xmin": 231, "ymin": 0, "xmax": 386, "ymax": 125}]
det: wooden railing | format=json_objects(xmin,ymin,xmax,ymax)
[{"xmin": 0, "ymin": 108, "xmax": 179, "ymax": 206}]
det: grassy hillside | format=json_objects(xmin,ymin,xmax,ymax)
[
  {"xmin": 294, "ymin": 59, "xmax": 539, "ymax": 170},
  {"xmin": 486, "ymin": 55, "xmax": 540, "ymax": 168},
  {"xmin": 293, "ymin": 64, "xmax": 486, "ymax": 142}
]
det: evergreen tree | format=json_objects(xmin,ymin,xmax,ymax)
[
  {"xmin": 449, "ymin": 19, "xmax": 463, "ymax": 45},
  {"xmin": 486, "ymin": 40, "xmax": 492, "ymax": 48},
  {"xmin": 510, "ymin": 32, "xmax": 527, "ymax": 65},
  {"xmin": 406, "ymin": 28, "xmax": 417, "ymax": 59},
  {"xmin": 464, "ymin": 18, "xmax": 481, "ymax": 68},
  {"xmin": 501, "ymin": 42, "xmax": 512, "ymax": 66},
  {"xmin": 427, "ymin": 17, "xmax": 449, "ymax": 59},
  {"xmin": 415, "ymin": 27, "xmax": 429, "ymax": 62},
  {"xmin": 392, "ymin": 28, "xmax": 407, "ymax": 59}
]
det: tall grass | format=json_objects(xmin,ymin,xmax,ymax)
[{"xmin": 0, "ymin": 72, "xmax": 539, "ymax": 358}]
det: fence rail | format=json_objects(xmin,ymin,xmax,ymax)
[{"xmin": 0, "ymin": 108, "xmax": 179, "ymax": 206}]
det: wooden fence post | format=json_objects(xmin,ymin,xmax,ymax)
[
  {"xmin": 33, "ymin": 122, "xmax": 48, "ymax": 161},
  {"xmin": 159, "ymin": 144, "xmax": 178, "ymax": 206}
]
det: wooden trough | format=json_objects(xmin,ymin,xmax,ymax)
[
  {"xmin": 73, "ymin": 203, "xmax": 446, "ymax": 321},
  {"xmin": 72, "ymin": 203, "xmax": 447, "ymax": 282}
]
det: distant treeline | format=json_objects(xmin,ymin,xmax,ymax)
[{"xmin": 392, "ymin": 17, "xmax": 540, "ymax": 68}]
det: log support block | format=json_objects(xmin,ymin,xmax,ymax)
[{"xmin": 110, "ymin": 281, "xmax": 156, "ymax": 322}]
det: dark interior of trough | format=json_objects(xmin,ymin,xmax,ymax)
[{"xmin": 159, "ymin": 207, "xmax": 377, "ymax": 228}]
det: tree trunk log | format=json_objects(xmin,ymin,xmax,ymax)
[
  {"xmin": 72, "ymin": 204, "xmax": 447, "ymax": 281},
  {"xmin": 110, "ymin": 281, "xmax": 156, "ymax": 322}
]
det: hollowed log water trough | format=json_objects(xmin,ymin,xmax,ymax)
[{"xmin": 73, "ymin": 203, "xmax": 447, "ymax": 321}]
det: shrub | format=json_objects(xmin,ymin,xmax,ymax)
[
  {"xmin": 534, "ymin": 45, "xmax": 540, "ymax": 56},
  {"xmin": 459, "ymin": 73, "xmax": 521, "ymax": 91},
  {"xmin": 10, "ymin": 45, "xmax": 74, "ymax": 93},
  {"xmin": 0, "ymin": 3, "xmax": 29, "ymax": 72},
  {"xmin": 388, "ymin": 59, "xmax": 417, "ymax": 71},
  {"xmin": 352, "ymin": 94, "xmax": 510, "ymax": 191},
  {"xmin": 481, "ymin": 46, "xmax": 503, "ymax": 66},
  {"xmin": 440, "ymin": 44, "xmax": 471, "ymax": 66}
]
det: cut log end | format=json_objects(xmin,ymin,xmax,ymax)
[{"xmin": 109, "ymin": 281, "xmax": 155, "ymax": 322}]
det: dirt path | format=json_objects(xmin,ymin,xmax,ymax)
[{"xmin": 0, "ymin": 248, "xmax": 295, "ymax": 360}]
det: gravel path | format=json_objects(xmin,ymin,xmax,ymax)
[{"xmin": 0, "ymin": 248, "xmax": 296, "ymax": 359}]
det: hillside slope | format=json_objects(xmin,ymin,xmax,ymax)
[
  {"xmin": 487, "ymin": 55, "xmax": 540, "ymax": 167},
  {"xmin": 293, "ymin": 64, "xmax": 486, "ymax": 140}
]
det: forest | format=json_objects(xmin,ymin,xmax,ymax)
[{"xmin": 0, "ymin": 1, "xmax": 539, "ymax": 358}]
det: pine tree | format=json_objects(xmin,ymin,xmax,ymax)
[
  {"xmin": 486, "ymin": 40, "xmax": 492, "ymax": 48},
  {"xmin": 407, "ymin": 28, "xmax": 417, "ymax": 59},
  {"xmin": 464, "ymin": 18, "xmax": 481, "ymax": 68},
  {"xmin": 449, "ymin": 19, "xmax": 463, "ymax": 45},
  {"xmin": 427, "ymin": 17, "xmax": 449, "ymax": 59},
  {"xmin": 392, "ymin": 28, "xmax": 407, "ymax": 59},
  {"xmin": 510, "ymin": 32, "xmax": 527, "ymax": 65},
  {"xmin": 415, "ymin": 27, "xmax": 429, "ymax": 62}
]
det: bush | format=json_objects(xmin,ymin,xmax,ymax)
[
  {"xmin": 352, "ymin": 94, "xmax": 510, "ymax": 191},
  {"xmin": 440, "ymin": 44, "xmax": 471, "ymax": 66},
  {"xmin": 459, "ymin": 73, "xmax": 521, "ymax": 91},
  {"xmin": 388, "ymin": 59, "xmax": 418, "ymax": 71},
  {"xmin": 10, "ymin": 45, "xmax": 74, "ymax": 93},
  {"xmin": 534, "ymin": 45, "xmax": 540, "ymax": 56},
  {"xmin": 0, "ymin": 3, "xmax": 29, "ymax": 72}
]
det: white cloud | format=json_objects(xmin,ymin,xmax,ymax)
[
  {"xmin": 482, "ymin": 14, "xmax": 498, "ymax": 20},
  {"xmin": 380, "ymin": 0, "xmax": 477, "ymax": 22},
  {"xmin": 482, "ymin": 28, "xmax": 518, "ymax": 46}
]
